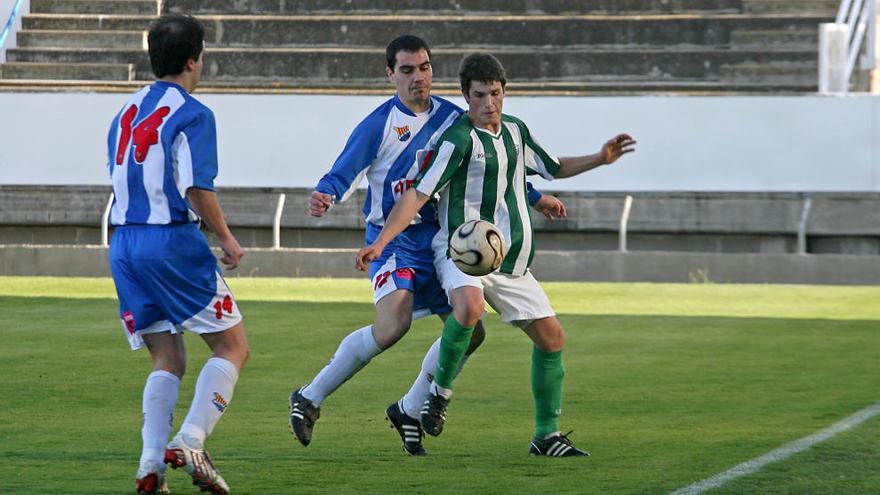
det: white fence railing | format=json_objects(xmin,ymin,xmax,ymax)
[{"xmin": 820, "ymin": 0, "xmax": 879, "ymax": 93}]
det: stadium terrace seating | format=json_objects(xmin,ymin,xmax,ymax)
[
  {"xmin": 2, "ymin": 186, "xmax": 877, "ymax": 256},
  {"xmin": 0, "ymin": 0, "xmax": 839, "ymax": 93}
]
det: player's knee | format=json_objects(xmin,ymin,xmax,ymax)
[
  {"xmin": 373, "ymin": 318, "xmax": 412, "ymax": 350},
  {"xmin": 453, "ymin": 299, "xmax": 483, "ymax": 327}
]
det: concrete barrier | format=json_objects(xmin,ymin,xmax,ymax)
[{"xmin": 3, "ymin": 244, "xmax": 878, "ymax": 284}]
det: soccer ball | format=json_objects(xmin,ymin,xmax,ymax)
[{"xmin": 449, "ymin": 219, "xmax": 507, "ymax": 276}]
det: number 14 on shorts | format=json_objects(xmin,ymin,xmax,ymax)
[{"xmin": 213, "ymin": 295, "xmax": 234, "ymax": 320}]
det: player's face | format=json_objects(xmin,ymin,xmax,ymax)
[
  {"xmin": 387, "ymin": 49, "xmax": 433, "ymax": 110},
  {"xmin": 464, "ymin": 80, "xmax": 504, "ymax": 132}
]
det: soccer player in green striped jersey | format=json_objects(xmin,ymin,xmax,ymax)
[{"xmin": 357, "ymin": 53, "xmax": 636, "ymax": 457}]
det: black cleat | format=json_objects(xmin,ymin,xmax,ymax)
[
  {"xmin": 289, "ymin": 387, "xmax": 320, "ymax": 446},
  {"xmin": 528, "ymin": 431, "xmax": 590, "ymax": 457},
  {"xmin": 386, "ymin": 402, "xmax": 427, "ymax": 456},
  {"xmin": 420, "ymin": 391, "xmax": 450, "ymax": 437}
]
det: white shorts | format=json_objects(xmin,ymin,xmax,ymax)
[{"xmin": 433, "ymin": 236, "xmax": 555, "ymax": 328}]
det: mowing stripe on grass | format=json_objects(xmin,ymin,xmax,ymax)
[{"xmin": 669, "ymin": 402, "xmax": 880, "ymax": 495}]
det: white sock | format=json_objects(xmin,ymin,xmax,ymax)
[
  {"xmin": 301, "ymin": 325, "xmax": 381, "ymax": 407},
  {"xmin": 178, "ymin": 357, "xmax": 239, "ymax": 449},
  {"xmin": 140, "ymin": 370, "xmax": 180, "ymax": 467},
  {"xmin": 401, "ymin": 337, "xmax": 469, "ymax": 418}
]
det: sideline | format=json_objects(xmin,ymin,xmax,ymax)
[{"xmin": 668, "ymin": 402, "xmax": 880, "ymax": 495}]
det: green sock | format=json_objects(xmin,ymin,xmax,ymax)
[
  {"xmin": 434, "ymin": 316, "xmax": 475, "ymax": 390},
  {"xmin": 532, "ymin": 347, "xmax": 564, "ymax": 439}
]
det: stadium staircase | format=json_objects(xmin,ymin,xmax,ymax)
[{"xmin": 0, "ymin": 0, "xmax": 839, "ymax": 93}]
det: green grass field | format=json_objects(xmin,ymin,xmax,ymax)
[{"xmin": 1, "ymin": 277, "xmax": 878, "ymax": 495}]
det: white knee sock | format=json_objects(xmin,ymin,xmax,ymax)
[
  {"xmin": 178, "ymin": 357, "xmax": 239, "ymax": 449},
  {"xmin": 301, "ymin": 326, "xmax": 381, "ymax": 407},
  {"xmin": 140, "ymin": 370, "xmax": 180, "ymax": 466},
  {"xmin": 400, "ymin": 337, "xmax": 470, "ymax": 419}
]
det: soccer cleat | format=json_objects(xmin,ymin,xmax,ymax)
[
  {"xmin": 289, "ymin": 387, "xmax": 320, "ymax": 446},
  {"xmin": 164, "ymin": 435, "xmax": 230, "ymax": 495},
  {"xmin": 135, "ymin": 461, "xmax": 168, "ymax": 495},
  {"xmin": 419, "ymin": 391, "xmax": 450, "ymax": 437},
  {"xmin": 385, "ymin": 402, "xmax": 427, "ymax": 456},
  {"xmin": 528, "ymin": 431, "xmax": 590, "ymax": 457}
]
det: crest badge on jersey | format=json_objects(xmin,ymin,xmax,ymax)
[{"xmin": 393, "ymin": 125, "xmax": 411, "ymax": 142}]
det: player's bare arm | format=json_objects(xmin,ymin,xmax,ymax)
[
  {"xmin": 355, "ymin": 187, "xmax": 431, "ymax": 270},
  {"xmin": 309, "ymin": 190, "xmax": 333, "ymax": 217},
  {"xmin": 187, "ymin": 187, "xmax": 244, "ymax": 270},
  {"xmin": 533, "ymin": 194, "xmax": 567, "ymax": 220},
  {"xmin": 556, "ymin": 133, "xmax": 637, "ymax": 178}
]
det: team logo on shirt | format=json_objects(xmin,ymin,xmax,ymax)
[
  {"xmin": 121, "ymin": 311, "xmax": 136, "ymax": 335},
  {"xmin": 212, "ymin": 392, "xmax": 228, "ymax": 412},
  {"xmin": 393, "ymin": 125, "xmax": 411, "ymax": 142}
]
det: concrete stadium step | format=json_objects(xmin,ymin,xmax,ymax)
[
  {"xmin": 0, "ymin": 61, "xmax": 133, "ymax": 80},
  {"xmin": 5, "ymin": 46, "xmax": 818, "ymax": 83},
  {"xmin": 20, "ymin": 14, "xmax": 830, "ymax": 48},
  {"xmin": 730, "ymin": 28, "xmax": 818, "ymax": 48},
  {"xmin": 30, "ymin": 0, "xmax": 156, "ymax": 15},
  {"xmin": 742, "ymin": 0, "xmax": 839, "ymax": 15},
  {"xmin": 16, "ymin": 30, "xmax": 145, "ymax": 48},
  {"xmin": 720, "ymin": 61, "xmax": 818, "ymax": 84},
  {"xmin": 165, "ymin": 0, "xmax": 744, "ymax": 15}
]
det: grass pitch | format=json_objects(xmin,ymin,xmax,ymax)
[{"xmin": 0, "ymin": 277, "xmax": 878, "ymax": 495}]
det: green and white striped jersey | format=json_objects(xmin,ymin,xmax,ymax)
[{"xmin": 415, "ymin": 113, "xmax": 560, "ymax": 276}]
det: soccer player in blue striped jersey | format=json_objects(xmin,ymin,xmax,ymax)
[
  {"xmin": 358, "ymin": 53, "xmax": 636, "ymax": 457},
  {"xmin": 107, "ymin": 15, "xmax": 248, "ymax": 494},
  {"xmin": 289, "ymin": 35, "xmax": 566, "ymax": 456}
]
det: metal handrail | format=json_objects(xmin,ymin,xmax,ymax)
[
  {"xmin": 0, "ymin": 0, "xmax": 24, "ymax": 54},
  {"xmin": 273, "ymin": 193, "xmax": 286, "ymax": 249},
  {"xmin": 836, "ymin": 0, "xmax": 877, "ymax": 87},
  {"xmin": 797, "ymin": 197, "xmax": 813, "ymax": 255},
  {"xmin": 101, "ymin": 193, "xmax": 114, "ymax": 248},
  {"xmin": 619, "ymin": 195, "xmax": 633, "ymax": 253}
]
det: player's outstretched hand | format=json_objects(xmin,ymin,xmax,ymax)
[
  {"xmin": 309, "ymin": 191, "xmax": 333, "ymax": 217},
  {"xmin": 533, "ymin": 194, "xmax": 567, "ymax": 220},
  {"xmin": 355, "ymin": 243, "xmax": 384, "ymax": 271},
  {"xmin": 219, "ymin": 234, "xmax": 244, "ymax": 270},
  {"xmin": 601, "ymin": 133, "xmax": 637, "ymax": 165}
]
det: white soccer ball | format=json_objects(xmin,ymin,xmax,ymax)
[{"xmin": 449, "ymin": 219, "xmax": 507, "ymax": 276}]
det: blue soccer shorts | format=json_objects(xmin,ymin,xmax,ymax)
[
  {"xmin": 366, "ymin": 222, "xmax": 452, "ymax": 318},
  {"xmin": 109, "ymin": 223, "xmax": 242, "ymax": 350}
]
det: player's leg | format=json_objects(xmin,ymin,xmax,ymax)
[
  {"xmin": 110, "ymin": 228, "xmax": 178, "ymax": 495},
  {"xmin": 521, "ymin": 316, "xmax": 588, "ymax": 457},
  {"xmin": 127, "ymin": 224, "xmax": 245, "ymax": 494},
  {"xmin": 419, "ymin": 249, "xmax": 486, "ymax": 436},
  {"xmin": 391, "ymin": 313, "xmax": 486, "ymax": 455},
  {"xmin": 165, "ymin": 321, "xmax": 246, "ymax": 495},
  {"xmin": 137, "ymin": 331, "xmax": 185, "ymax": 494},
  {"xmin": 291, "ymin": 262, "xmax": 417, "ymax": 446}
]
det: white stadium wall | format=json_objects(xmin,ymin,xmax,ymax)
[{"xmin": 1, "ymin": 92, "xmax": 879, "ymax": 191}]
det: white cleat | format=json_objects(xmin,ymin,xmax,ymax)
[
  {"xmin": 164, "ymin": 434, "xmax": 230, "ymax": 495},
  {"xmin": 135, "ymin": 461, "xmax": 169, "ymax": 494}
]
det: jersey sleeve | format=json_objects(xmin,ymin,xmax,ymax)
[
  {"xmin": 518, "ymin": 120, "xmax": 561, "ymax": 180},
  {"xmin": 526, "ymin": 182, "xmax": 543, "ymax": 206},
  {"xmin": 414, "ymin": 136, "xmax": 469, "ymax": 197},
  {"xmin": 174, "ymin": 108, "xmax": 219, "ymax": 191},
  {"xmin": 314, "ymin": 113, "xmax": 384, "ymax": 203}
]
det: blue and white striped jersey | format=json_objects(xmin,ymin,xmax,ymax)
[
  {"xmin": 315, "ymin": 95, "xmax": 463, "ymax": 227},
  {"xmin": 107, "ymin": 81, "xmax": 218, "ymax": 226}
]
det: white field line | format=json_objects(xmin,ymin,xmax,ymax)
[{"xmin": 669, "ymin": 402, "xmax": 880, "ymax": 495}]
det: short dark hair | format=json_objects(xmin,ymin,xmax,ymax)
[
  {"xmin": 385, "ymin": 34, "xmax": 432, "ymax": 70},
  {"xmin": 148, "ymin": 14, "xmax": 205, "ymax": 78},
  {"xmin": 459, "ymin": 53, "xmax": 507, "ymax": 94}
]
